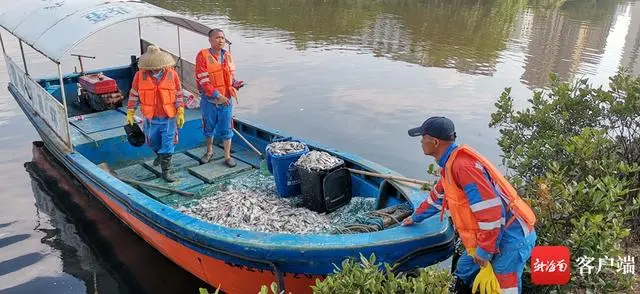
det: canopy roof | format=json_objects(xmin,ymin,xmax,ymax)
[{"xmin": 0, "ymin": 0, "xmax": 211, "ymax": 62}]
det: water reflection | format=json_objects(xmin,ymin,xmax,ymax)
[
  {"xmin": 11, "ymin": 142, "xmax": 211, "ymax": 294},
  {"xmin": 150, "ymin": 0, "xmax": 633, "ymax": 86}
]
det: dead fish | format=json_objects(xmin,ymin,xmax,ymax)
[
  {"xmin": 295, "ymin": 150, "xmax": 344, "ymax": 171},
  {"xmin": 267, "ymin": 141, "xmax": 307, "ymax": 155},
  {"xmin": 176, "ymin": 170, "xmax": 377, "ymax": 234}
]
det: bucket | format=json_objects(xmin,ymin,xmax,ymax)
[
  {"xmin": 267, "ymin": 142, "xmax": 309, "ymax": 197},
  {"xmin": 264, "ymin": 136, "xmax": 294, "ymax": 175},
  {"xmin": 295, "ymin": 154, "xmax": 349, "ymax": 213}
]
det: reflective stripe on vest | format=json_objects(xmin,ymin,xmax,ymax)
[
  {"xmin": 137, "ymin": 68, "xmax": 178, "ymax": 119},
  {"xmin": 440, "ymin": 144, "xmax": 536, "ymax": 251}
]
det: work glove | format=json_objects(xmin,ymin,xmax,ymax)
[
  {"xmin": 176, "ymin": 107, "xmax": 185, "ymax": 128},
  {"xmin": 126, "ymin": 109, "xmax": 135, "ymax": 126},
  {"xmin": 472, "ymin": 262, "xmax": 501, "ymax": 294},
  {"xmin": 467, "ymin": 247, "xmax": 476, "ymax": 257}
]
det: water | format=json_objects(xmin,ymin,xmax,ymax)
[{"xmin": 2, "ymin": 0, "xmax": 640, "ymax": 292}]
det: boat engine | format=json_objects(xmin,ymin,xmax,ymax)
[{"xmin": 77, "ymin": 72, "xmax": 124, "ymax": 111}]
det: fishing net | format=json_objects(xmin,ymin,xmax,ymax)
[{"xmin": 331, "ymin": 202, "xmax": 414, "ymax": 234}]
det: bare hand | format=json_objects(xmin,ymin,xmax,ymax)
[
  {"xmin": 233, "ymin": 80, "xmax": 244, "ymax": 90},
  {"xmin": 402, "ymin": 216, "xmax": 414, "ymax": 226},
  {"xmin": 217, "ymin": 95, "xmax": 230, "ymax": 105}
]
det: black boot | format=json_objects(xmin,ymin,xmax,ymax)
[
  {"xmin": 160, "ymin": 154, "xmax": 176, "ymax": 182},
  {"xmin": 452, "ymin": 276, "xmax": 472, "ymax": 294},
  {"xmin": 153, "ymin": 152, "xmax": 160, "ymax": 166}
]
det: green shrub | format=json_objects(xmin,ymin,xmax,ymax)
[
  {"xmin": 310, "ymin": 253, "xmax": 454, "ymax": 294},
  {"xmin": 490, "ymin": 70, "xmax": 640, "ymax": 293}
]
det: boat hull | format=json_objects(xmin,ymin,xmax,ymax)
[{"xmin": 9, "ymin": 83, "xmax": 455, "ymax": 294}]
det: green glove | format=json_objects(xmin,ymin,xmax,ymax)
[{"xmin": 472, "ymin": 262, "xmax": 501, "ymax": 294}]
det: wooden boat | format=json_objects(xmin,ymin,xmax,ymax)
[{"xmin": 0, "ymin": 1, "xmax": 455, "ymax": 293}]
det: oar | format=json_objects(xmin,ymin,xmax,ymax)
[
  {"xmin": 346, "ymin": 168, "xmax": 430, "ymax": 187},
  {"xmin": 98, "ymin": 163, "xmax": 195, "ymax": 197}
]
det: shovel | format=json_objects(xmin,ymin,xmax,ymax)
[
  {"xmin": 231, "ymin": 117, "xmax": 270, "ymax": 175},
  {"xmin": 231, "ymin": 126, "xmax": 270, "ymax": 175},
  {"xmin": 98, "ymin": 163, "xmax": 195, "ymax": 197}
]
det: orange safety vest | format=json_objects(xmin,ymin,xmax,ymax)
[
  {"xmin": 138, "ymin": 68, "xmax": 178, "ymax": 119},
  {"xmin": 199, "ymin": 49, "xmax": 236, "ymax": 101},
  {"xmin": 440, "ymin": 144, "xmax": 536, "ymax": 251}
]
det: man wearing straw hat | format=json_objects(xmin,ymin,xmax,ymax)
[
  {"xmin": 126, "ymin": 45, "xmax": 185, "ymax": 182},
  {"xmin": 195, "ymin": 28, "xmax": 244, "ymax": 167}
]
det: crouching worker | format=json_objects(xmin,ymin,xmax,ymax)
[
  {"xmin": 126, "ymin": 45, "xmax": 185, "ymax": 182},
  {"xmin": 402, "ymin": 116, "xmax": 537, "ymax": 294}
]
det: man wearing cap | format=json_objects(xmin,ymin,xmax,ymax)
[
  {"xmin": 195, "ymin": 28, "xmax": 245, "ymax": 167},
  {"xmin": 126, "ymin": 45, "xmax": 185, "ymax": 182},
  {"xmin": 402, "ymin": 116, "xmax": 537, "ymax": 294}
]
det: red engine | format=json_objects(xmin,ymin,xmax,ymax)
[
  {"xmin": 77, "ymin": 72, "xmax": 124, "ymax": 111},
  {"xmin": 79, "ymin": 73, "xmax": 119, "ymax": 94}
]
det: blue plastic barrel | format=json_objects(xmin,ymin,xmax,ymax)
[
  {"xmin": 265, "ymin": 136, "xmax": 293, "ymax": 175},
  {"xmin": 268, "ymin": 142, "xmax": 309, "ymax": 197}
]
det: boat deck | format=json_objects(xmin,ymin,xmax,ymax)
[{"xmin": 67, "ymin": 104, "xmax": 268, "ymax": 208}]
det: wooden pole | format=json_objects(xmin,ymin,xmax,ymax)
[{"xmin": 346, "ymin": 168, "xmax": 429, "ymax": 185}]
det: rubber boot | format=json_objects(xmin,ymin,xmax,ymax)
[
  {"xmin": 452, "ymin": 276, "xmax": 472, "ymax": 294},
  {"xmin": 160, "ymin": 154, "xmax": 176, "ymax": 182},
  {"xmin": 153, "ymin": 152, "xmax": 161, "ymax": 166}
]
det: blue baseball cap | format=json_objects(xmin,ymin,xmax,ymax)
[{"xmin": 408, "ymin": 116, "xmax": 456, "ymax": 141}]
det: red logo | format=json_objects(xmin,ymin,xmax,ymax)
[{"xmin": 530, "ymin": 246, "xmax": 571, "ymax": 285}]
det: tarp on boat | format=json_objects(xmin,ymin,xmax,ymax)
[{"xmin": 0, "ymin": 0, "xmax": 211, "ymax": 62}]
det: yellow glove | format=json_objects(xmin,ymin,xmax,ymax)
[
  {"xmin": 467, "ymin": 247, "xmax": 476, "ymax": 257},
  {"xmin": 472, "ymin": 262, "xmax": 501, "ymax": 294},
  {"xmin": 126, "ymin": 109, "xmax": 135, "ymax": 125},
  {"xmin": 176, "ymin": 107, "xmax": 185, "ymax": 128}
]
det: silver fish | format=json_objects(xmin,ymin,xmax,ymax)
[
  {"xmin": 267, "ymin": 141, "xmax": 307, "ymax": 155},
  {"xmin": 176, "ymin": 170, "xmax": 377, "ymax": 234},
  {"xmin": 295, "ymin": 150, "xmax": 344, "ymax": 171}
]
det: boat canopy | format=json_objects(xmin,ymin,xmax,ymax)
[{"xmin": 0, "ymin": 0, "xmax": 211, "ymax": 63}]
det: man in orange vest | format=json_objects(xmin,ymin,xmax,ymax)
[
  {"xmin": 402, "ymin": 116, "xmax": 537, "ymax": 294},
  {"xmin": 195, "ymin": 28, "xmax": 244, "ymax": 167},
  {"xmin": 126, "ymin": 45, "xmax": 185, "ymax": 182}
]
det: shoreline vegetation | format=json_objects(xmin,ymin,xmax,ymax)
[{"xmin": 199, "ymin": 69, "xmax": 640, "ymax": 293}]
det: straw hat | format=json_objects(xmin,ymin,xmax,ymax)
[{"xmin": 138, "ymin": 45, "xmax": 175, "ymax": 70}]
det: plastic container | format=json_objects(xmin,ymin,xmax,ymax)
[
  {"xmin": 265, "ymin": 137, "xmax": 294, "ymax": 175},
  {"xmin": 184, "ymin": 89, "xmax": 199, "ymax": 109},
  {"xmin": 267, "ymin": 141, "xmax": 309, "ymax": 197},
  {"xmin": 295, "ymin": 155, "xmax": 350, "ymax": 213}
]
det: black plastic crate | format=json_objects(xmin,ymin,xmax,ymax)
[{"xmin": 296, "ymin": 163, "xmax": 352, "ymax": 213}]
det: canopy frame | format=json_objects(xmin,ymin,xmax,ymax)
[{"xmin": 0, "ymin": 0, "xmax": 214, "ymax": 151}]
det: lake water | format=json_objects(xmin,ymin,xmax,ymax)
[{"xmin": 2, "ymin": 0, "xmax": 640, "ymax": 292}]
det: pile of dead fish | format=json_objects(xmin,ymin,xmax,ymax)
[
  {"xmin": 295, "ymin": 150, "xmax": 344, "ymax": 171},
  {"xmin": 267, "ymin": 141, "xmax": 307, "ymax": 155},
  {"xmin": 178, "ymin": 186, "xmax": 334, "ymax": 234},
  {"xmin": 176, "ymin": 171, "xmax": 377, "ymax": 234}
]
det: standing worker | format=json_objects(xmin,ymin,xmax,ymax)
[
  {"xmin": 126, "ymin": 45, "xmax": 185, "ymax": 182},
  {"xmin": 402, "ymin": 116, "xmax": 537, "ymax": 294},
  {"xmin": 195, "ymin": 28, "xmax": 244, "ymax": 167}
]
